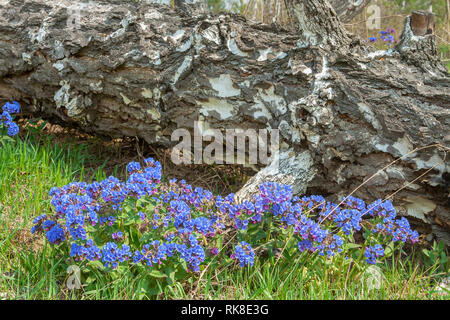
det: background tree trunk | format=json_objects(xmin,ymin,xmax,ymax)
[
  {"xmin": 0, "ymin": 0, "xmax": 448, "ymax": 245},
  {"xmin": 284, "ymin": 0, "xmax": 350, "ymax": 49},
  {"xmin": 244, "ymin": 0, "xmax": 371, "ymax": 24},
  {"xmin": 174, "ymin": 0, "xmax": 210, "ymax": 16}
]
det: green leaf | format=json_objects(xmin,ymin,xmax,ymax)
[
  {"xmin": 282, "ymin": 248, "xmax": 292, "ymax": 261},
  {"xmin": 344, "ymin": 243, "xmax": 361, "ymax": 250},
  {"xmin": 85, "ymin": 276, "xmax": 96, "ymax": 284},
  {"xmin": 0, "ymin": 135, "xmax": 15, "ymax": 144},
  {"xmin": 251, "ymin": 229, "xmax": 268, "ymax": 242},
  {"xmin": 175, "ymin": 261, "xmax": 189, "ymax": 280},
  {"xmin": 440, "ymin": 252, "xmax": 447, "ymax": 264},
  {"xmin": 166, "ymin": 267, "xmax": 176, "ymax": 285},
  {"xmin": 128, "ymin": 226, "xmax": 141, "ymax": 247},
  {"xmin": 88, "ymin": 260, "xmax": 104, "ymax": 270},
  {"xmin": 143, "ymin": 287, "xmax": 163, "ymax": 296},
  {"xmin": 384, "ymin": 241, "xmax": 395, "ymax": 257},
  {"xmin": 150, "ymin": 269, "xmax": 167, "ymax": 278}
]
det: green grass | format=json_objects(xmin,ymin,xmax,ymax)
[
  {"xmin": 0, "ymin": 128, "xmax": 448, "ymax": 300},
  {"xmin": 0, "ymin": 129, "xmax": 117, "ymax": 299}
]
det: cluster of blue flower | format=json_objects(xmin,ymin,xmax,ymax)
[
  {"xmin": 368, "ymin": 28, "xmax": 396, "ymax": 47},
  {"xmin": 70, "ymin": 240, "xmax": 101, "ymax": 261},
  {"xmin": 1, "ymin": 101, "xmax": 20, "ymax": 137},
  {"xmin": 31, "ymin": 157, "xmax": 419, "ymax": 270},
  {"xmin": 102, "ymin": 242, "xmax": 132, "ymax": 269},
  {"xmin": 231, "ymin": 242, "xmax": 255, "ymax": 267}
]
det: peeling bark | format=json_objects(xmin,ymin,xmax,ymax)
[{"xmin": 0, "ymin": 0, "xmax": 448, "ymax": 244}]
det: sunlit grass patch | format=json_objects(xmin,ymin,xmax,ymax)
[{"xmin": 0, "ymin": 126, "xmax": 448, "ymax": 300}]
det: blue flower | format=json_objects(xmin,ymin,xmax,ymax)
[
  {"xmin": 1, "ymin": 101, "xmax": 20, "ymax": 137},
  {"xmin": 232, "ymin": 242, "xmax": 254, "ymax": 267},
  {"xmin": 102, "ymin": 242, "xmax": 132, "ymax": 268},
  {"xmin": 112, "ymin": 231, "xmax": 124, "ymax": 240},
  {"xmin": 126, "ymin": 161, "xmax": 141, "ymax": 174},
  {"xmin": 364, "ymin": 245, "xmax": 384, "ymax": 264},
  {"xmin": 71, "ymin": 240, "xmax": 101, "ymax": 261},
  {"xmin": 45, "ymin": 225, "xmax": 66, "ymax": 244},
  {"xmin": 2, "ymin": 101, "xmax": 20, "ymax": 114},
  {"xmin": 259, "ymin": 182, "xmax": 293, "ymax": 204},
  {"xmin": 1, "ymin": 111, "xmax": 12, "ymax": 123}
]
